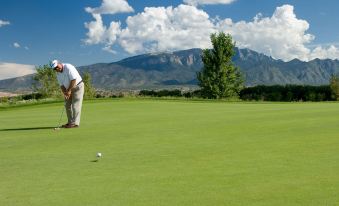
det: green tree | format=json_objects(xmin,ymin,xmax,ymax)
[
  {"xmin": 197, "ymin": 32, "xmax": 243, "ymax": 99},
  {"xmin": 33, "ymin": 64, "xmax": 61, "ymax": 98},
  {"xmin": 330, "ymin": 74, "xmax": 339, "ymax": 100},
  {"xmin": 83, "ymin": 72, "xmax": 96, "ymax": 99}
]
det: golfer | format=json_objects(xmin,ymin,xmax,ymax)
[{"xmin": 51, "ymin": 60, "xmax": 84, "ymax": 128}]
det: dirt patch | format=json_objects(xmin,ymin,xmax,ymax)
[{"xmin": 0, "ymin": 92, "xmax": 18, "ymax": 97}]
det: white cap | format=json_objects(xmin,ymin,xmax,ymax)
[{"xmin": 51, "ymin": 60, "xmax": 59, "ymax": 69}]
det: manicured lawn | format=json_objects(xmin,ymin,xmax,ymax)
[{"xmin": 1, "ymin": 99, "xmax": 339, "ymax": 205}]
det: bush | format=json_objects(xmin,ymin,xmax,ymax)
[
  {"xmin": 21, "ymin": 93, "xmax": 44, "ymax": 100},
  {"xmin": 0, "ymin": 96, "xmax": 9, "ymax": 104},
  {"xmin": 139, "ymin": 89, "xmax": 183, "ymax": 97},
  {"xmin": 240, "ymin": 85, "xmax": 333, "ymax": 102}
]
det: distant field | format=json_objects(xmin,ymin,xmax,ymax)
[
  {"xmin": 0, "ymin": 91, "xmax": 18, "ymax": 97},
  {"xmin": 1, "ymin": 99, "xmax": 339, "ymax": 206}
]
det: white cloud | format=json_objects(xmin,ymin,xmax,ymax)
[
  {"xmin": 84, "ymin": 2, "xmax": 216, "ymax": 55},
  {"xmin": 84, "ymin": 2, "xmax": 339, "ymax": 61},
  {"xmin": 102, "ymin": 45, "xmax": 117, "ymax": 54},
  {"xmin": 13, "ymin": 42, "xmax": 30, "ymax": 50},
  {"xmin": 13, "ymin": 42, "xmax": 20, "ymax": 48},
  {"xmin": 0, "ymin": 20, "xmax": 10, "ymax": 27},
  {"xmin": 83, "ymin": 13, "xmax": 121, "ymax": 48},
  {"xmin": 309, "ymin": 45, "xmax": 339, "ymax": 60},
  {"xmin": 118, "ymin": 5, "xmax": 216, "ymax": 54},
  {"xmin": 85, "ymin": 0, "xmax": 134, "ymax": 15},
  {"xmin": 0, "ymin": 62, "xmax": 36, "ymax": 80},
  {"xmin": 218, "ymin": 4, "xmax": 339, "ymax": 61},
  {"xmin": 184, "ymin": 0, "xmax": 236, "ymax": 6},
  {"xmin": 84, "ymin": 13, "xmax": 107, "ymax": 45},
  {"xmin": 83, "ymin": 0, "xmax": 130, "ymax": 50}
]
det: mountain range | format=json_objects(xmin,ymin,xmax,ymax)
[{"xmin": 1, "ymin": 48, "xmax": 339, "ymax": 92}]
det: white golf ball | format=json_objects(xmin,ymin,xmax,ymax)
[{"xmin": 96, "ymin": 152, "xmax": 102, "ymax": 158}]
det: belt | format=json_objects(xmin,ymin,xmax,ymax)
[{"xmin": 77, "ymin": 80, "xmax": 83, "ymax": 85}]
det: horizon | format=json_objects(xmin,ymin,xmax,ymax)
[{"xmin": 1, "ymin": 0, "xmax": 339, "ymax": 80}]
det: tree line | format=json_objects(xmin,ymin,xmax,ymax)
[
  {"xmin": 138, "ymin": 85, "xmax": 336, "ymax": 102},
  {"xmin": 240, "ymin": 85, "xmax": 333, "ymax": 101}
]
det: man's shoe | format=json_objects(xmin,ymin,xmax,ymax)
[
  {"xmin": 61, "ymin": 123, "xmax": 70, "ymax": 128},
  {"xmin": 65, "ymin": 124, "xmax": 79, "ymax": 129}
]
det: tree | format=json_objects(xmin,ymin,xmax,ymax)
[
  {"xmin": 82, "ymin": 72, "xmax": 96, "ymax": 99},
  {"xmin": 197, "ymin": 32, "xmax": 243, "ymax": 99},
  {"xmin": 330, "ymin": 74, "xmax": 339, "ymax": 100},
  {"xmin": 33, "ymin": 64, "xmax": 61, "ymax": 98}
]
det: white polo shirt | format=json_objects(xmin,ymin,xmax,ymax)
[{"xmin": 56, "ymin": 63, "xmax": 82, "ymax": 89}]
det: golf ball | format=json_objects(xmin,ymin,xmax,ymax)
[{"xmin": 96, "ymin": 152, "xmax": 102, "ymax": 158}]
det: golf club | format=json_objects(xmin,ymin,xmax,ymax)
[{"xmin": 54, "ymin": 104, "xmax": 65, "ymax": 131}]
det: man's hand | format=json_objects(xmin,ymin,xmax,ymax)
[{"xmin": 64, "ymin": 90, "xmax": 72, "ymax": 100}]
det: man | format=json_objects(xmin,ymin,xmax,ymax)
[{"xmin": 51, "ymin": 60, "xmax": 84, "ymax": 128}]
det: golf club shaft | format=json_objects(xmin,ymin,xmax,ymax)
[{"xmin": 57, "ymin": 104, "xmax": 65, "ymax": 128}]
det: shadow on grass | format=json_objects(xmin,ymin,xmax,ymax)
[{"xmin": 0, "ymin": 126, "xmax": 56, "ymax": 131}]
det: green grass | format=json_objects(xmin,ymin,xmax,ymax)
[{"xmin": 1, "ymin": 99, "xmax": 339, "ymax": 205}]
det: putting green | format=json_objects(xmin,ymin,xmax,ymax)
[{"xmin": 1, "ymin": 99, "xmax": 339, "ymax": 205}]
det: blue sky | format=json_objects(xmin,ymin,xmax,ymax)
[{"xmin": 0, "ymin": 0, "xmax": 339, "ymax": 80}]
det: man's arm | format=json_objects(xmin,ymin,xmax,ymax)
[
  {"xmin": 61, "ymin": 86, "xmax": 67, "ymax": 94},
  {"xmin": 64, "ymin": 79, "xmax": 76, "ymax": 99},
  {"xmin": 67, "ymin": 79, "xmax": 77, "ymax": 93},
  {"xmin": 61, "ymin": 85, "xmax": 68, "ymax": 99}
]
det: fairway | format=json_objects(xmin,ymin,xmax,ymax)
[{"xmin": 1, "ymin": 99, "xmax": 339, "ymax": 205}]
